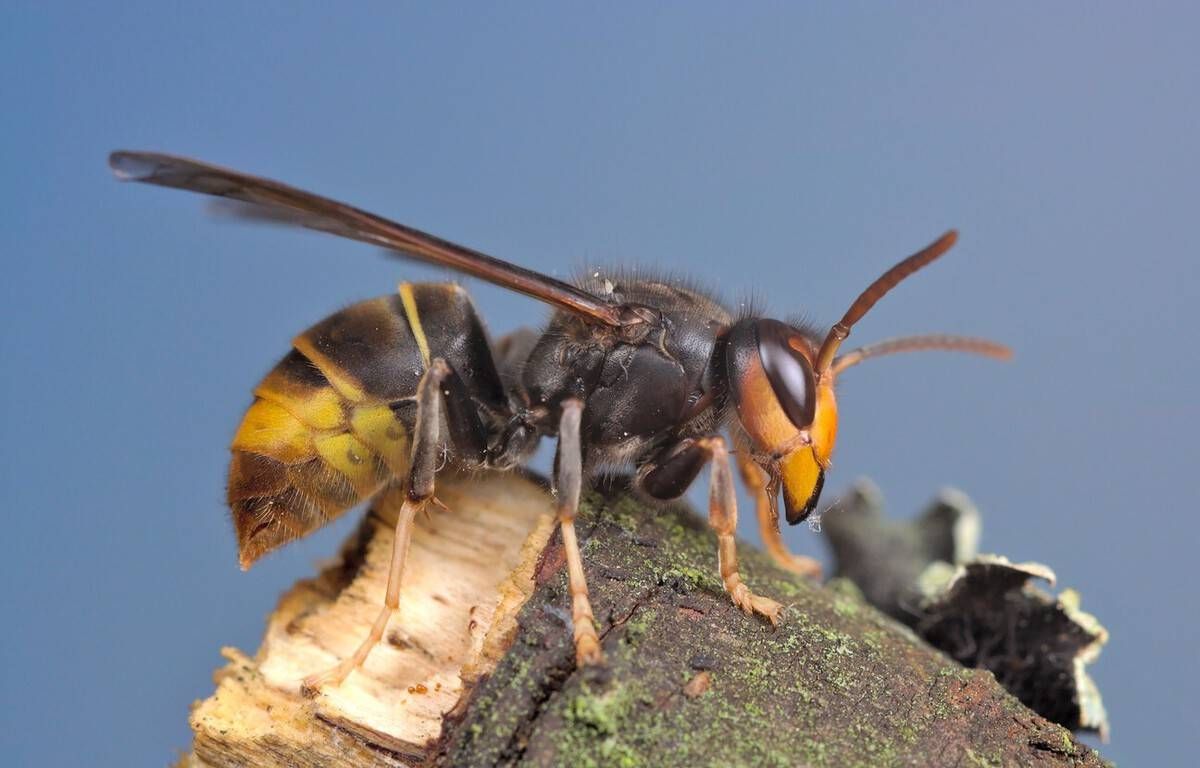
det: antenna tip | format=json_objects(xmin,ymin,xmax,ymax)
[{"xmin": 108, "ymin": 150, "xmax": 156, "ymax": 181}]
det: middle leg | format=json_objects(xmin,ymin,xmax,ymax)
[{"xmin": 554, "ymin": 398, "xmax": 604, "ymax": 665}]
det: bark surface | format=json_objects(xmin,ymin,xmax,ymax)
[{"xmin": 179, "ymin": 472, "xmax": 1108, "ymax": 768}]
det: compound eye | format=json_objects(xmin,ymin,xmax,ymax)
[{"xmin": 755, "ymin": 319, "xmax": 817, "ymax": 430}]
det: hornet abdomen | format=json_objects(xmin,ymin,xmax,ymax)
[{"xmin": 228, "ymin": 283, "xmax": 505, "ymax": 568}]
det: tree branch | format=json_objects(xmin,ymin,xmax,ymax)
[{"xmin": 178, "ymin": 472, "xmax": 1108, "ymax": 768}]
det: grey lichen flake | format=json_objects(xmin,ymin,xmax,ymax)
[
  {"xmin": 823, "ymin": 479, "xmax": 983, "ymax": 619},
  {"xmin": 823, "ymin": 483, "xmax": 1109, "ymax": 738},
  {"xmin": 916, "ymin": 555, "xmax": 1109, "ymax": 738}
]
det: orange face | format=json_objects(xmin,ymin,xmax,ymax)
[
  {"xmin": 727, "ymin": 319, "xmax": 839, "ymax": 524},
  {"xmin": 774, "ymin": 379, "xmax": 837, "ymax": 523}
]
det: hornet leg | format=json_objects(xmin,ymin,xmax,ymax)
[
  {"xmin": 638, "ymin": 436, "xmax": 783, "ymax": 624},
  {"xmin": 733, "ymin": 441, "xmax": 822, "ymax": 579},
  {"xmin": 302, "ymin": 358, "xmax": 455, "ymax": 694},
  {"xmin": 704, "ymin": 436, "xmax": 784, "ymax": 624},
  {"xmin": 554, "ymin": 398, "xmax": 604, "ymax": 665}
]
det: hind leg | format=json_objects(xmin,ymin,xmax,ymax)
[{"xmin": 301, "ymin": 358, "xmax": 474, "ymax": 693}]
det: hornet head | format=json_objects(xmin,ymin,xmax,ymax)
[{"xmin": 725, "ymin": 231, "xmax": 1011, "ymax": 525}]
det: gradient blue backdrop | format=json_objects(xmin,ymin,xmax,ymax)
[{"xmin": 3, "ymin": 4, "xmax": 1195, "ymax": 765}]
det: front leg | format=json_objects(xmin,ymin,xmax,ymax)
[
  {"xmin": 638, "ymin": 436, "xmax": 783, "ymax": 625},
  {"xmin": 733, "ymin": 441, "xmax": 822, "ymax": 579}
]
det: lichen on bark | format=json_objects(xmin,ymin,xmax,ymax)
[
  {"xmin": 180, "ymin": 473, "xmax": 1110, "ymax": 768},
  {"xmin": 438, "ymin": 480, "xmax": 1108, "ymax": 768}
]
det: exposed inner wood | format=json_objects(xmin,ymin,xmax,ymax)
[{"xmin": 187, "ymin": 470, "xmax": 556, "ymax": 766}]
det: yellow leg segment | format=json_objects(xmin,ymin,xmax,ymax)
[
  {"xmin": 302, "ymin": 497, "xmax": 422, "ymax": 694},
  {"xmin": 702, "ymin": 437, "xmax": 783, "ymax": 625},
  {"xmin": 555, "ymin": 398, "xmax": 604, "ymax": 665}
]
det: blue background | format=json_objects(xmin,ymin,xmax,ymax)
[{"xmin": 3, "ymin": 4, "xmax": 1195, "ymax": 765}]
